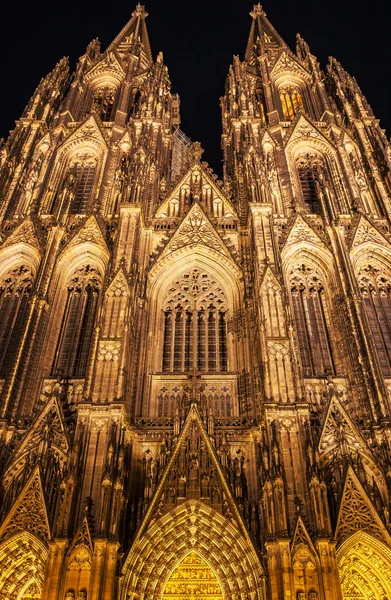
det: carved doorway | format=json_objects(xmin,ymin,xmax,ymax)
[{"xmin": 162, "ymin": 552, "xmax": 224, "ymax": 600}]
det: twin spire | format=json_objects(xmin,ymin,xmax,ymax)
[{"xmin": 107, "ymin": 3, "xmax": 152, "ymax": 62}]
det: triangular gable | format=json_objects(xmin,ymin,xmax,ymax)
[
  {"xmin": 335, "ymin": 466, "xmax": 390, "ymax": 545},
  {"xmin": 134, "ymin": 404, "xmax": 254, "ymax": 547},
  {"xmin": 157, "ymin": 202, "xmax": 235, "ymax": 261},
  {"xmin": 350, "ymin": 214, "xmax": 390, "ymax": 250},
  {"xmin": 270, "ymin": 50, "xmax": 311, "ymax": 81},
  {"xmin": 84, "ymin": 51, "xmax": 125, "ymax": 83},
  {"xmin": 155, "ymin": 163, "xmax": 237, "ymax": 221},
  {"xmin": 59, "ymin": 215, "xmax": 109, "ymax": 257},
  {"xmin": 59, "ymin": 116, "xmax": 108, "ymax": 153},
  {"xmin": 283, "ymin": 214, "xmax": 325, "ymax": 249},
  {"xmin": 318, "ymin": 396, "xmax": 373, "ymax": 461},
  {"xmin": 285, "ymin": 114, "xmax": 334, "ymax": 148},
  {"xmin": 68, "ymin": 516, "xmax": 93, "ymax": 556},
  {"xmin": 3, "ymin": 396, "xmax": 69, "ymax": 490},
  {"xmin": 0, "ymin": 466, "xmax": 50, "ymax": 542},
  {"xmin": 291, "ymin": 515, "xmax": 317, "ymax": 556},
  {"xmin": 105, "ymin": 267, "xmax": 131, "ymax": 297},
  {"xmin": 260, "ymin": 266, "xmax": 282, "ymax": 292},
  {"xmin": 2, "ymin": 216, "xmax": 40, "ymax": 250}
]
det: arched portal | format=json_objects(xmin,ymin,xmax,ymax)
[
  {"xmin": 162, "ymin": 551, "xmax": 223, "ymax": 600},
  {"xmin": 337, "ymin": 532, "xmax": 391, "ymax": 600}
]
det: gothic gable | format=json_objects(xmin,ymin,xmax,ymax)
[
  {"xmin": 350, "ymin": 214, "xmax": 390, "ymax": 250},
  {"xmin": 156, "ymin": 202, "xmax": 236, "ymax": 263},
  {"xmin": 335, "ymin": 466, "xmax": 390, "ymax": 545},
  {"xmin": 154, "ymin": 163, "xmax": 237, "ymax": 222},
  {"xmin": 2, "ymin": 216, "xmax": 40, "ymax": 250},
  {"xmin": 3, "ymin": 396, "xmax": 69, "ymax": 490},
  {"xmin": 284, "ymin": 114, "xmax": 334, "ymax": 149},
  {"xmin": 135, "ymin": 404, "xmax": 253, "ymax": 546},
  {"xmin": 270, "ymin": 50, "xmax": 311, "ymax": 82},
  {"xmin": 260, "ymin": 266, "xmax": 282, "ymax": 292},
  {"xmin": 84, "ymin": 51, "xmax": 125, "ymax": 83},
  {"xmin": 105, "ymin": 267, "xmax": 131, "ymax": 297},
  {"xmin": 0, "ymin": 467, "xmax": 51, "ymax": 542},
  {"xmin": 59, "ymin": 115, "xmax": 108, "ymax": 156},
  {"xmin": 283, "ymin": 214, "xmax": 325, "ymax": 250},
  {"xmin": 291, "ymin": 515, "xmax": 317, "ymax": 556},
  {"xmin": 59, "ymin": 215, "xmax": 109, "ymax": 258}
]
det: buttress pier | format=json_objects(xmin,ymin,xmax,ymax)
[{"xmin": 1, "ymin": 4, "xmax": 391, "ymax": 600}]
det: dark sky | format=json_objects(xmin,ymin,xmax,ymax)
[{"xmin": 1, "ymin": 0, "xmax": 390, "ymax": 175}]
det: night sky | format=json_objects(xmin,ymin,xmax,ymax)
[{"xmin": 1, "ymin": 0, "xmax": 390, "ymax": 175}]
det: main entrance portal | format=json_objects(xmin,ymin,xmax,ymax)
[{"xmin": 162, "ymin": 552, "xmax": 224, "ymax": 600}]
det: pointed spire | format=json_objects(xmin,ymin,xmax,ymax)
[
  {"xmin": 107, "ymin": 4, "xmax": 152, "ymax": 63},
  {"xmin": 245, "ymin": 4, "xmax": 287, "ymax": 65}
]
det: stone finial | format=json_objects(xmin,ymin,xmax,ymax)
[
  {"xmin": 133, "ymin": 3, "xmax": 148, "ymax": 18},
  {"xmin": 250, "ymin": 3, "xmax": 264, "ymax": 18},
  {"xmin": 192, "ymin": 141, "xmax": 204, "ymax": 162}
]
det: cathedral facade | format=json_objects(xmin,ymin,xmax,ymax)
[{"xmin": 1, "ymin": 3, "xmax": 391, "ymax": 599}]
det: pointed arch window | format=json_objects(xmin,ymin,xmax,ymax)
[
  {"xmin": 279, "ymin": 85, "xmax": 304, "ymax": 121},
  {"xmin": 91, "ymin": 85, "xmax": 117, "ymax": 122},
  {"xmin": 297, "ymin": 152, "xmax": 325, "ymax": 214},
  {"xmin": 0, "ymin": 265, "xmax": 34, "ymax": 378},
  {"xmin": 51, "ymin": 265, "xmax": 101, "ymax": 378},
  {"xmin": 162, "ymin": 269, "xmax": 228, "ymax": 373},
  {"xmin": 358, "ymin": 264, "xmax": 391, "ymax": 376},
  {"xmin": 289, "ymin": 264, "xmax": 336, "ymax": 377},
  {"xmin": 70, "ymin": 158, "xmax": 97, "ymax": 214}
]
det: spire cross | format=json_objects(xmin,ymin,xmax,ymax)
[{"xmin": 250, "ymin": 3, "xmax": 264, "ymax": 19}]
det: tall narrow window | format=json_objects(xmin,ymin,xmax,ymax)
[
  {"xmin": 161, "ymin": 269, "xmax": 228, "ymax": 374},
  {"xmin": 289, "ymin": 264, "xmax": 336, "ymax": 377},
  {"xmin": 297, "ymin": 152, "xmax": 325, "ymax": 214},
  {"xmin": 358, "ymin": 264, "xmax": 391, "ymax": 376},
  {"xmin": 0, "ymin": 265, "xmax": 34, "ymax": 377},
  {"xmin": 51, "ymin": 265, "xmax": 101, "ymax": 378},
  {"xmin": 70, "ymin": 160, "xmax": 96, "ymax": 214},
  {"xmin": 91, "ymin": 86, "xmax": 117, "ymax": 122},
  {"xmin": 280, "ymin": 85, "xmax": 304, "ymax": 121}
]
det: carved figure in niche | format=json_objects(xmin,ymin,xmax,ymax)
[
  {"xmin": 77, "ymin": 592, "xmax": 87, "ymax": 600},
  {"xmin": 178, "ymin": 474, "xmax": 186, "ymax": 497},
  {"xmin": 201, "ymin": 473, "xmax": 209, "ymax": 497},
  {"xmin": 65, "ymin": 591, "xmax": 75, "ymax": 600},
  {"xmin": 296, "ymin": 593, "xmax": 306, "ymax": 600},
  {"xmin": 308, "ymin": 593, "xmax": 318, "ymax": 600}
]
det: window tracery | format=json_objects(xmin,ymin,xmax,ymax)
[
  {"xmin": 91, "ymin": 85, "xmax": 116, "ymax": 122},
  {"xmin": 51, "ymin": 265, "xmax": 101, "ymax": 378},
  {"xmin": 68, "ymin": 153, "xmax": 97, "ymax": 214},
  {"xmin": 296, "ymin": 152, "xmax": 325, "ymax": 214},
  {"xmin": 0, "ymin": 265, "xmax": 34, "ymax": 378},
  {"xmin": 280, "ymin": 85, "xmax": 304, "ymax": 121},
  {"xmin": 358, "ymin": 263, "xmax": 391, "ymax": 376},
  {"xmin": 289, "ymin": 264, "xmax": 336, "ymax": 377},
  {"xmin": 162, "ymin": 269, "xmax": 228, "ymax": 373}
]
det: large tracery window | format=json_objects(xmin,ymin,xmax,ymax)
[
  {"xmin": 91, "ymin": 85, "xmax": 117, "ymax": 122},
  {"xmin": 162, "ymin": 269, "xmax": 228, "ymax": 373},
  {"xmin": 279, "ymin": 85, "xmax": 304, "ymax": 121},
  {"xmin": 51, "ymin": 265, "xmax": 101, "ymax": 378},
  {"xmin": 297, "ymin": 152, "xmax": 325, "ymax": 215},
  {"xmin": 0, "ymin": 265, "xmax": 34, "ymax": 378},
  {"xmin": 289, "ymin": 264, "xmax": 336, "ymax": 377},
  {"xmin": 358, "ymin": 264, "xmax": 391, "ymax": 376}
]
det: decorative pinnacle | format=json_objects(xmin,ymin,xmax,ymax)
[
  {"xmin": 192, "ymin": 141, "xmax": 204, "ymax": 163},
  {"xmin": 250, "ymin": 3, "xmax": 265, "ymax": 18},
  {"xmin": 132, "ymin": 3, "xmax": 148, "ymax": 18}
]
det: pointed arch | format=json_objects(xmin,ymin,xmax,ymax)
[
  {"xmin": 337, "ymin": 532, "xmax": 391, "ymax": 600},
  {"xmin": 0, "ymin": 531, "xmax": 48, "ymax": 600},
  {"xmin": 121, "ymin": 500, "xmax": 265, "ymax": 600}
]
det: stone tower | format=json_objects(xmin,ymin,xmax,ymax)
[{"xmin": 1, "ymin": 4, "xmax": 391, "ymax": 599}]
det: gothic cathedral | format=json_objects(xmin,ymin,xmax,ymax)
[{"xmin": 1, "ymin": 4, "xmax": 391, "ymax": 600}]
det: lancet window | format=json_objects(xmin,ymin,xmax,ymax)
[
  {"xmin": 358, "ymin": 264, "xmax": 391, "ymax": 376},
  {"xmin": 51, "ymin": 265, "xmax": 101, "ymax": 378},
  {"xmin": 279, "ymin": 85, "xmax": 304, "ymax": 121},
  {"xmin": 296, "ymin": 152, "xmax": 325, "ymax": 214},
  {"xmin": 0, "ymin": 265, "xmax": 34, "ymax": 378},
  {"xmin": 68, "ymin": 154, "xmax": 97, "ymax": 214},
  {"xmin": 162, "ymin": 269, "xmax": 228, "ymax": 373},
  {"xmin": 289, "ymin": 264, "xmax": 336, "ymax": 377},
  {"xmin": 91, "ymin": 85, "xmax": 117, "ymax": 122}
]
